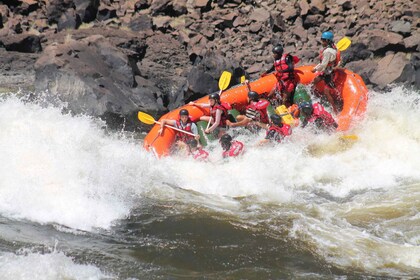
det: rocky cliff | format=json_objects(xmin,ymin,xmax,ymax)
[{"xmin": 0, "ymin": 0, "xmax": 418, "ymax": 130}]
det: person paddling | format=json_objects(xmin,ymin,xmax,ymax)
[
  {"xmin": 227, "ymin": 81, "xmax": 270, "ymax": 130},
  {"xmin": 187, "ymin": 139, "xmax": 209, "ymax": 161},
  {"xmin": 311, "ymin": 31, "xmax": 342, "ymax": 114},
  {"xmin": 299, "ymin": 102, "xmax": 338, "ymax": 132},
  {"xmin": 253, "ymin": 114, "xmax": 292, "ymax": 145},
  {"xmin": 158, "ymin": 109, "xmax": 200, "ymax": 149},
  {"xmin": 190, "ymin": 93, "xmax": 229, "ymax": 137},
  {"xmin": 219, "ymin": 134, "xmax": 244, "ymax": 158},
  {"xmin": 262, "ymin": 44, "xmax": 300, "ymax": 107}
]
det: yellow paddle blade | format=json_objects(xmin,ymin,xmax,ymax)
[
  {"xmin": 240, "ymin": 75, "xmax": 245, "ymax": 84},
  {"xmin": 275, "ymin": 105, "xmax": 295, "ymax": 125},
  {"xmin": 218, "ymin": 71, "xmax": 232, "ymax": 91},
  {"xmin": 336, "ymin": 37, "xmax": 351, "ymax": 51},
  {"xmin": 339, "ymin": 134, "xmax": 358, "ymax": 141},
  {"xmin": 137, "ymin": 111, "xmax": 156, "ymax": 125}
]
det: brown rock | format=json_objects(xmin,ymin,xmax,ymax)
[
  {"xmin": 310, "ymin": 0, "xmax": 326, "ymax": 14},
  {"xmin": 249, "ymin": 22, "xmax": 262, "ymax": 33},
  {"xmin": 359, "ymin": 29, "xmax": 404, "ymax": 51},
  {"xmin": 370, "ymin": 52, "xmax": 410, "ymax": 88},
  {"xmin": 249, "ymin": 8, "xmax": 270, "ymax": 22},
  {"xmin": 153, "ymin": 15, "xmax": 171, "ymax": 29},
  {"xmin": 193, "ymin": 0, "xmax": 210, "ymax": 9},
  {"xmin": 232, "ymin": 16, "xmax": 246, "ymax": 27},
  {"xmin": 299, "ymin": 0, "xmax": 310, "ymax": 16},
  {"xmin": 403, "ymin": 33, "xmax": 420, "ymax": 50}
]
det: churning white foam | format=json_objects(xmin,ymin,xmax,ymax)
[
  {"xmin": 0, "ymin": 250, "xmax": 112, "ymax": 280},
  {"xmin": 0, "ymin": 86, "xmax": 419, "ymax": 233}
]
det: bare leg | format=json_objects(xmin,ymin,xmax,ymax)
[{"xmin": 227, "ymin": 115, "xmax": 251, "ymax": 127}]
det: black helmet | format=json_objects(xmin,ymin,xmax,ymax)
[
  {"xmin": 248, "ymin": 91, "xmax": 259, "ymax": 102},
  {"xmin": 187, "ymin": 138, "xmax": 198, "ymax": 149},
  {"xmin": 299, "ymin": 102, "xmax": 313, "ymax": 116},
  {"xmin": 220, "ymin": 134, "xmax": 232, "ymax": 150},
  {"xmin": 179, "ymin": 109, "xmax": 189, "ymax": 116},
  {"xmin": 209, "ymin": 93, "xmax": 220, "ymax": 102},
  {"xmin": 270, "ymin": 114, "xmax": 282, "ymax": 126},
  {"xmin": 272, "ymin": 44, "xmax": 283, "ymax": 55}
]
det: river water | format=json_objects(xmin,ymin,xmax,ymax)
[{"xmin": 0, "ymin": 86, "xmax": 419, "ymax": 279}]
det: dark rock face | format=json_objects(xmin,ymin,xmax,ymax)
[{"xmin": 0, "ymin": 0, "xmax": 418, "ymax": 131}]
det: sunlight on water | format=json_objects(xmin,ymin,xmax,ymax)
[
  {"xmin": 0, "ymin": 250, "xmax": 112, "ymax": 280},
  {"xmin": 0, "ymin": 85, "xmax": 419, "ymax": 276}
]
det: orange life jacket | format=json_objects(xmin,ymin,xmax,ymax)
[{"xmin": 319, "ymin": 44, "xmax": 341, "ymax": 69}]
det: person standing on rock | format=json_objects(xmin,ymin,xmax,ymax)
[
  {"xmin": 262, "ymin": 44, "xmax": 300, "ymax": 107},
  {"xmin": 311, "ymin": 31, "xmax": 342, "ymax": 114}
]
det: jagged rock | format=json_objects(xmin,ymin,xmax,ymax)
[
  {"xmin": 390, "ymin": 20, "xmax": 411, "ymax": 35},
  {"xmin": 0, "ymin": 33, "xmax": 42, "ymax": 53},
  {"xmin": 74, "ymin": 0, "xmax": 99, "ymax": 23},
  {"xmin": 403, "ymin": 33, "xmax": 420, "ymax": 50},
  {"xmin": 34, "ymin": 35, "xmax": 159, "ymax": 130},
  {"xmin": 97, "ymin": 4, "xmax": 117, "ymax": 21},
  {"xmin": 299, "ymin": 0, "xmax": 309, "ymax": 16},
  {"xmin": 346, "ymin": 59, "xmax": 377, "ymax": 85},
  {"xmin": 46, "ymin": 0, "xmax": 74, "ymax": 24},
  {"xmin": 249, "ymin": 8, "xmax": 270, "ymax": 22},
  {"xmin": 358, "ymin": 29, "xmax": 404, "ymax": 52},
  {"xmin": 370, "ymin": 52, "xmax": 410, "ymax": 88},
  {"xmin": 309, "ymin": 0, "xmax": 326, "ymax": 14},
  {"xmin": 57, "ymin": 9, "xmax": 82, "ymax": 31}
]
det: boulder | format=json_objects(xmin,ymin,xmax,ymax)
[
  {"xmin": 370, "ymin": 52, "xmax": 410, "ymax": 88},
  {"xmin": 358, "ymin": 29, "xmax": 404, "ymax": 52},
  {"xmin": 0, "ymin": 33, "xmax": 42, "ymax": 53},
  {"xmin": 34, "ymin": 35, "xmax": 161, "ymax": 130}
]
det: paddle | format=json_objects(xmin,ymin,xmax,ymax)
[
  {"xmin": 218, "ymin": 71, "xmax": 232, "ymax": 96},
  {"xmin": 138, "ymin": 111, "xmax": 197, "ymax": 137},
  {"xmin": 336, "ymin": 37, "xmax": 351, "ymax": 51},
  {"xmin": 206, "ymin": 71, "xmax": 232, "ymax": 130}
]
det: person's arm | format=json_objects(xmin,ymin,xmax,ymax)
[
  {"xmin": 207, "ymin": 109, "xmax": 222, "ymax": 132},
  {"xmin": 262, "ymin": 65, "xmax": 275, "ymax": 76},
  {"xmin": 158, "ymin": 119, "xmax": 177, "ymax": 135},
  {"xmin": 189, "ymin": 101, "xmax": 210, "ymax": 108},
  {"xmin": 190, "ymin": 123, "xmax": 200, "ymax": 140},
  {"xmin": 313, "ymin": 49, "xmax": 335, "ymax": 72},
  {"xmin": 251, "ymin": 120, "xmax": 269, "ymax": 130}
]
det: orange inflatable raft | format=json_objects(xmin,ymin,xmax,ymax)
[{"xmin": 143, "ymin": 65, "xmax": 368, "ymax": 157}]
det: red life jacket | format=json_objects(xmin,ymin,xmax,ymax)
[
  {"xmin": 246, "ymin": 99, "xmax": 270, "ymax": 123},
  {"xmin": 266, "ymin": 123, "xmax": 292, "ymax": 142},
  {"xmin": 308, "ymin": 103, "xmax": 337, "ymax": 128},
  {"xmin": 274, "ymin": 53, "xmax": 300, "ymax": 81},
  {"xmin": 319, "ymin": 45, "xmax": 341, "ymax": 69},
  {"xmin": 222, "ymin": 140, "xmax": 244, "ymax": 158},
  {"xmin": 175, "ymin": 119, "xmax": 194, "ymax": 142},
  {"xmin": 210, "ymin": 102, "xmax": 230, "ymax": 126},
  {"xmin": 192, "ymin": 148, "xmax": 209, "ymax": 161}
]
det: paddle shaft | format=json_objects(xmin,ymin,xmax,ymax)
[{"xmin": 156, "ymin": 120, "xmax": 197, "ymax": 137}]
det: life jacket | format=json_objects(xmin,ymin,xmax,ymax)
[
  {"xmin": 210, "ymin": 102, "xmax": 230, "ymax": 126},
  {"xmin": 246, "ymin": 99, "xmax": 270, "ymax": 123},
  {"xmin": 307, "ymin": 103, "xmax": 337, "ymax": 128},
  {"xmin": 319, "ymin": 44, "xmax": 341, "ymax": 70},
  {"xmin": 222, "ymin": 140, "xmax": 244, "ymax": 158},
  {"xmin": 274, "ymin": 53, "xmax": 300, "ymax": 81},
  {"xmin": 175, "ymin": 118, "xmax": 194, "ymax": 143},
  {"xmin": 191, "ymin": 148, "xmax": 209, "ymax": 161},
  {"xmin": 266, "ymin": 123, "xmax": 292, "ymax": 142}
]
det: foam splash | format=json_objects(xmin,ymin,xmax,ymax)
[{"xmin": 0, "ymin": 250, "xmax": 112, "ymax": 280}]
